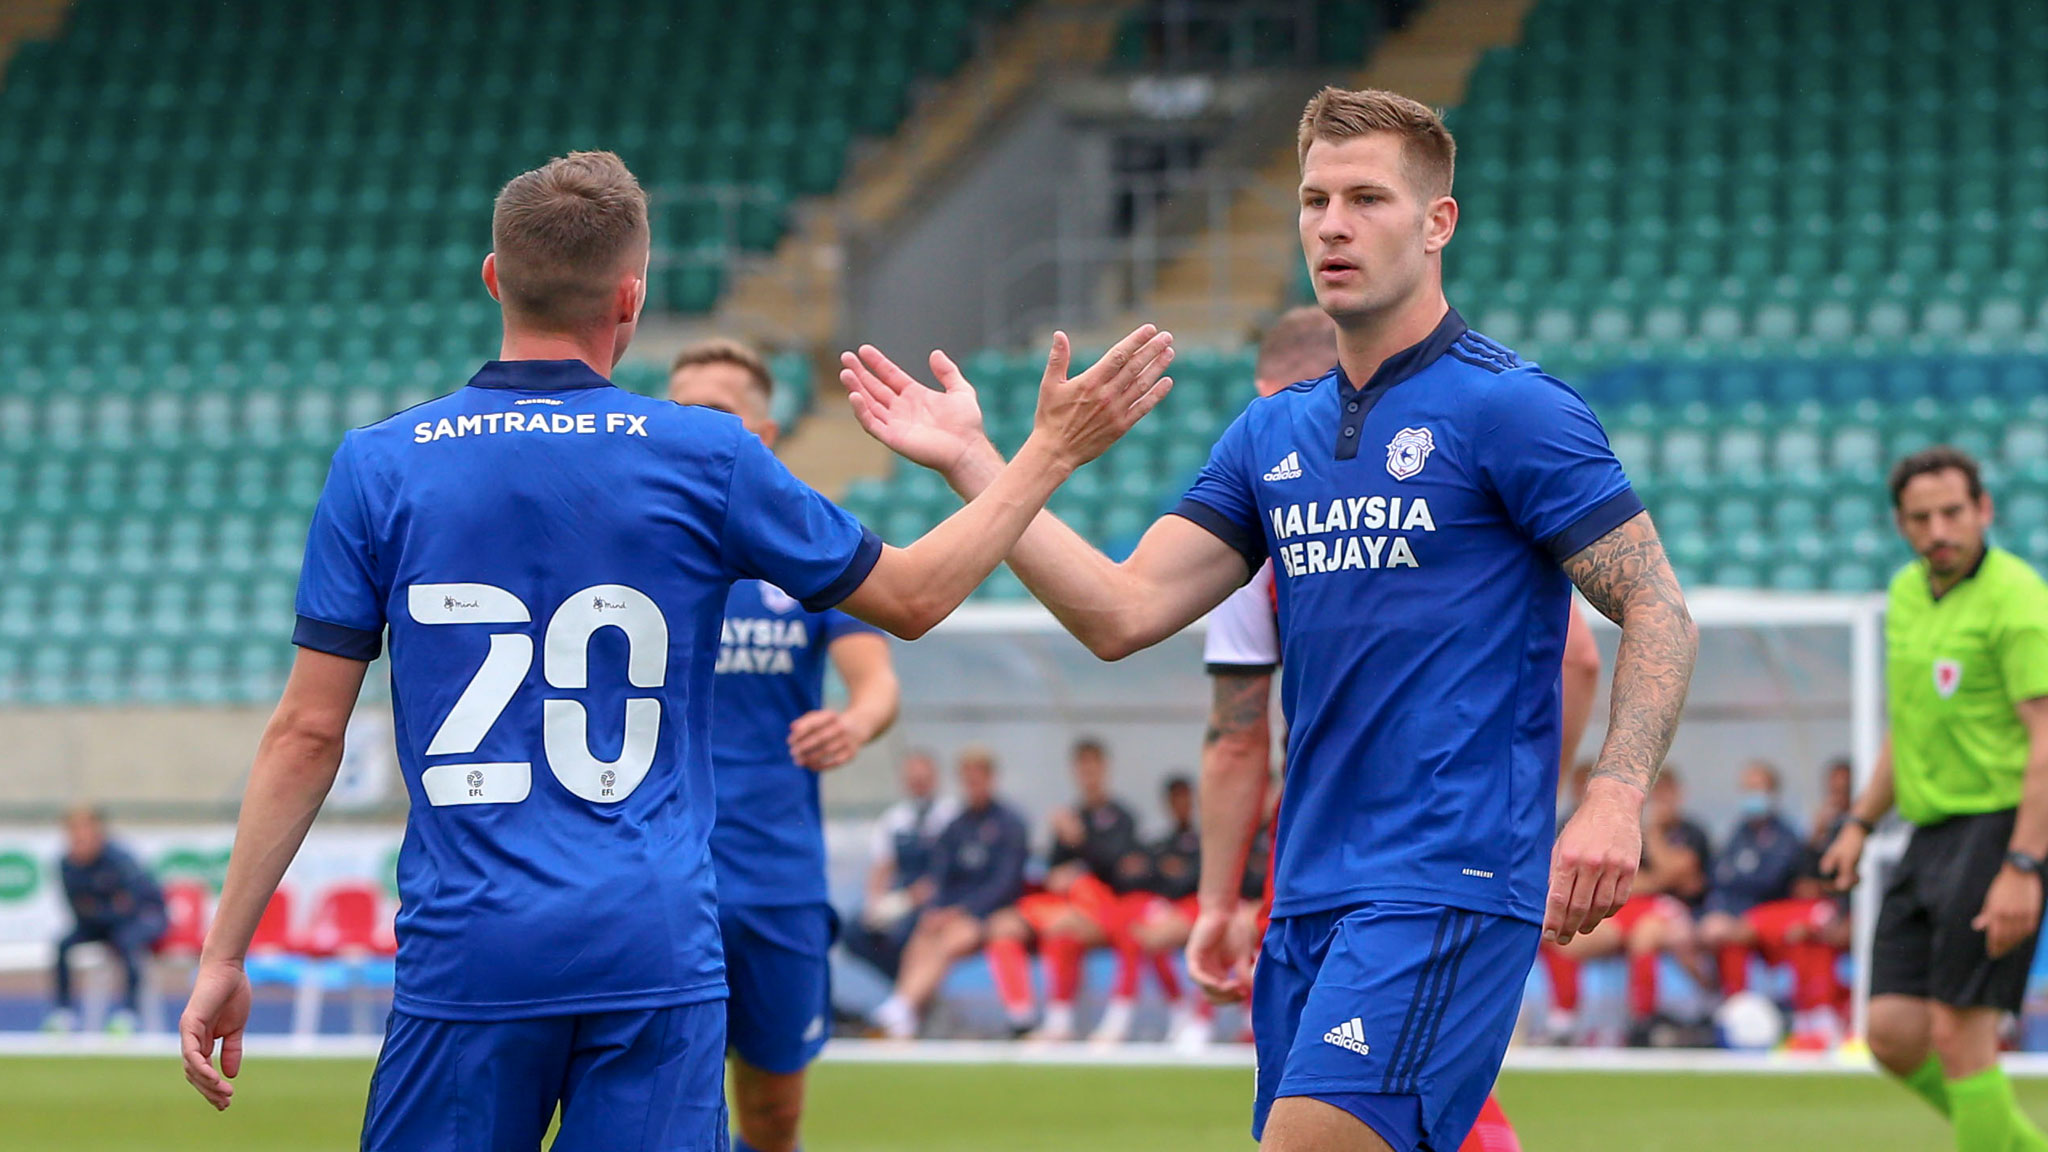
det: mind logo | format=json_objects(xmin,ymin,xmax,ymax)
[
  {"xmin": 1385, "ymin": 427, "xmax": 1435, "ymax": 481},
  {"xmin": 1935, "ymin": 658, "xmax": 1963, "ymax": 699}
]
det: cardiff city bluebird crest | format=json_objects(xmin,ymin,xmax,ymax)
[{"xmin": 1385, "ymin": 427, "xmax": 1435, "ymax": 481}]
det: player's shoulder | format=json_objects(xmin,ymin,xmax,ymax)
[
  {"xmin": 1266, "ymin": 366, "xmax": 1341, "ymax": 408},
  {"xmin": 1984, "ymin": 549, "xmax": 2048, "ymax": 610},
  {"xmin": 1884, "ymin": 560, "xmax": 1925, "ymax": 602},
  {"xmin": 1443, "ymin": 328, "xmax": 1569, "ymax": 395}
]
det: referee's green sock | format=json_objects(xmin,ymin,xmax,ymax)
[
  {"xmin": 1903, "ymin": 1055, "xmax": 1952, "ymax": 1117},
  {"xmin": 1947, "ymin": 1065, "xmax": 2048, "ymax": 1152}
]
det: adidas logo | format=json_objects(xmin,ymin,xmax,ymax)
[
  {"xmin": 1262, "ymin": 451, "xmax": 1303, "ymax": 482},
  {"xmin": 1323, "ymin": 1017, "xmax": 1371, "ymax": 1057}
]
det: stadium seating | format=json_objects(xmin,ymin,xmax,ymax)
[
  {"xmin": 0, "ymin": 0, "xmax": 938, "ymax": 702},
  {"xmin": 1443, "ymin": 0, "xmax": 2048, "ymax": 377},
  {"xmin": 1111, "ymin": 0, "xmax": 1409, "ymax": 70}
]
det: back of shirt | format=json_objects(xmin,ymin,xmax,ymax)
[
  {"xmin": 294, "ymin": 360, "xmax": 879, "ymax": 1020},
  {"xmin": 708, "ymin": 579, "xmax": 881, "ymax": 906}
]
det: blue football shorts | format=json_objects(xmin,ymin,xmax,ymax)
[
  {"xmin": 719, "ymin": 901, "xmax": 837, "ymax": 1075},
  {"xmin": 362, "ymin": 1001, "xmax": 728, "ymax": 1152},
  {"xmin": 1250, "ymin": 901, "xmax": 1539, "ymax": 1151}
]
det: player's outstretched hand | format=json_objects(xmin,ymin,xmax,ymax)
[
  {"xmin": 840, "ymin": 345, "xmax": 991, "ymax": 479},
  {"xmin": 1544, "ymin": 778, "xmax": 1643, "ymax": 945},
  {"xmin": 1186, "ymin": 907, "xmax": 1253, "ymax": 1004},
  {"xmin": 1818, "ymin": 821, "xmax": 1866, "ymax": 892},
  {"xmin": 788, "ymin": 709, "xmax": 861, "ymax": 771},
  {"xmin": 1975, "ymin": 866, "xmax": 2043, "ymax": 959},
  {"xmin": 1029, "ymin": 326, "xmax": 1174, "ymax": 469},
  {"xmin": 180, "ymin": 960, "xmax": 251, "ymax": 1111}
]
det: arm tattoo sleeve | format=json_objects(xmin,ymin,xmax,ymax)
[
  {"xmin": 1561, "ymin": 511, "xmax": 1698, "ymax": 794},
  {"xmin": 1203, "ymin": 671, "xmax": 1271, "ymax": 747}
]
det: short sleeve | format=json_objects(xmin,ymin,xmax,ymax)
[
  {"xmin": 1170, "ymin": 407, "xmax": 1267, "ymax": 573},
  {"xmin": 1204, "ymin": 562, "xmax": 1279, "ymax": 671},
  {"xmin": 1996, "ymin": 577, "xmax": 2048, "ymax": 704},
  {"xmin": 722, "ymin": 432, "xmax": 883, "ymax": 612},
  {"xmin": 821, "ymin": 608, "xmax": 885, "ymax": 644},
  {"xmin": 1477, "ymin": 372, "xmax": 1644, "ymax": 561},
  {"xmin": 293, "ymin": 434, "xmax": 387, "ymax": 661}
]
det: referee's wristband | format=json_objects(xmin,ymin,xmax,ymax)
[{"xmin": 1848, "ymin": 815, "xmax": 1877, "ymax": 835}]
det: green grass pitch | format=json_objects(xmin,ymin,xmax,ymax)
[{"xmin": 6, "ymin": 1057, "xmax": 2043, "ymax": 1150}]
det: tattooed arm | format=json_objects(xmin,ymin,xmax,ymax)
[
  {"xmin": 1186, "ymin": 669, "xmax": 1274, "ymax": 1002},
  {"xmin": 1543, "ymin": 510, "xmax": 1698, "ymax": 945}
]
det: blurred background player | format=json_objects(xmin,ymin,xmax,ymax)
[
  {"xmin": 176, "ymin": 148, "xmax": 1177, "ymax": 1147},
  {"xmin": 669, "ymin": 339, "xmax": 903, "ymax": 1152},
  {"xmin": 45, "ymin": 806, "xmax": 166, "ymax": 1035},
  {"xmin": 848, "ymin": 751, "xmax": 960, "ymax": 981},
  {"xmin": 989, "ymin": 737, "xmax": 1141, "ymax": 1041},
  {"xmin": 1822, "ymin": 446, "xmax": 2048, "ymax": 1152},
  {"xmin": 1696, "ymin": 761, "xmax": 1849, "ymax": 1048},
  {"xmin": 837, "ymin": 87, "xmax": 1694, "ymax": 1151},
  {"xmin": 871, "ymin": 748, "xmax": 1031, "ymax": 1039},
  {"xmin": 1120, "ymin": 774, "xmax": 1209, "ymax": 1046}
]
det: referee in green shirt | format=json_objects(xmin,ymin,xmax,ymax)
[{"xmin": 1823, "ymin": 446, "xmax": 2048, "ymax": 1152}]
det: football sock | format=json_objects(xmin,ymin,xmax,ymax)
[
  {"xmin": 1458, "ymin": 1096, "xmax": 1522, "ymax": 1152},
  {"xmin": 1541, "ymin": 947, "xmax": 1579, "ymax": 1013},
  {"xmin": 1627, "ymin": 951, "xmax": 1658, "ymax": 1020},
  {"xmin": 1044, "ymin": 935, "xmax": 1084, "ymax": 1005},
  {"xmin": 1947, "ymin": 1065, "xmax": 2048, "ymax": 1151},
  {"xmin": 1717, "ymin": 944, "xmax": 1750, "ymax": 997},
  {"xmin": 1109, "ymin": 941, "xmax": 1142, "ymax": 1000},
  {"xmin": 1788, "ymin": 942, "xmax": 1842, "ymax": 1013},
  {"xmin": 986, "ymin": 938, "xmax": 1037, "ymax": 1024},
  {"xmin": 1898, "ymin": 1055, "xmax": 1950, "ymax": 1118},
  {"xmin": 1150, "ymin": 950, "xmax": 1182, "ymax": 1002}
]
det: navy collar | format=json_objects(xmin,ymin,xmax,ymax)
[
  {"xmin": 1333, "ymin": 307, "xmax": 1469, "ymax": 397},
  {"xmin": 467, "ymin": 359, "xmax": 616, "ymax": 391},
  {"xmin": 1330, "ymin": 307, "xmax": 1468, "ymax": 460}
]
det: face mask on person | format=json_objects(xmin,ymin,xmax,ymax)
[{"xmin": 1739, "ymin": 790, "xmax": 1775, "ymax": 819}]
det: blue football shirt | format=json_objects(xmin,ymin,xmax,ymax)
[
  {"xmin": 1174, "ymin": 309, "xmax": 1640, "ymax": 924},
  {"xmin": 292, "ymin": 359, "xmax": 881, "ymax": 1020},
  {"xmin": 708, "ymin": 579, "xmax": 881, "ymax": 906}
]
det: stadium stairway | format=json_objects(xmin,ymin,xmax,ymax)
[
  {"xmin": 714, "ymin": 0, "xmax": 1143, "ymax": 499},
  {"xmin": 1093, "ymin": 0, "xmax": 1537, "ymax": 346}
]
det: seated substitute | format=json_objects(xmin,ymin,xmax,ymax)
[
  {"xmin": 47, "ymin": 806, "xmax": 166, "ymax": 1035},
  {"xmin": 870, "ymin": 749, "xmax": 1030, "ymax": 1039}
]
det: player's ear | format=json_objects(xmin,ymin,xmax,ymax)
[
  {"xmin": 1423, "ymin": 195, "xmax": 1457, "ymax": 254},
  {"xmin": 757, "ymin": 417, "xmax": 782, "ymax": 449},
  {"xmin": 619, "ymin": 270, "xmax": 646, "ymax": 324},
  {"xmin": 481, "ymin": 253, "xmax": 502, "ymax": 302}
]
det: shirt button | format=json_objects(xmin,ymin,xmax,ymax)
[
  {"xmin": 1343, "ymin": 426, "xmax": 1356, "ymax": 438},
  {"xmin": 1346, "ymin": 401, "xmax": 1359, "ymax": 412}
]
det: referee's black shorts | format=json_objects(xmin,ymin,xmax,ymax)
[{"xmin": 1871, "ymin": 808, "xmax": 2041, "ymax": 1013}]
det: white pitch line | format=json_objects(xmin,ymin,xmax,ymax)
[{"xmin": 9, "ymin": 1033, "xmax": 2048, "ymax": 1079}]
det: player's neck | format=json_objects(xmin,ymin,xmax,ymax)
[
  {"xmin": 1333, "ymin": 287, "xmax": 1448, "ymax": 388},
  {"xmin": 1928, "ymin": 543, "xmax": 1988, "ymax": 598},
  {"xmin": 498, "ymin": 329, "xmax": 617, "ymax": 379}
]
